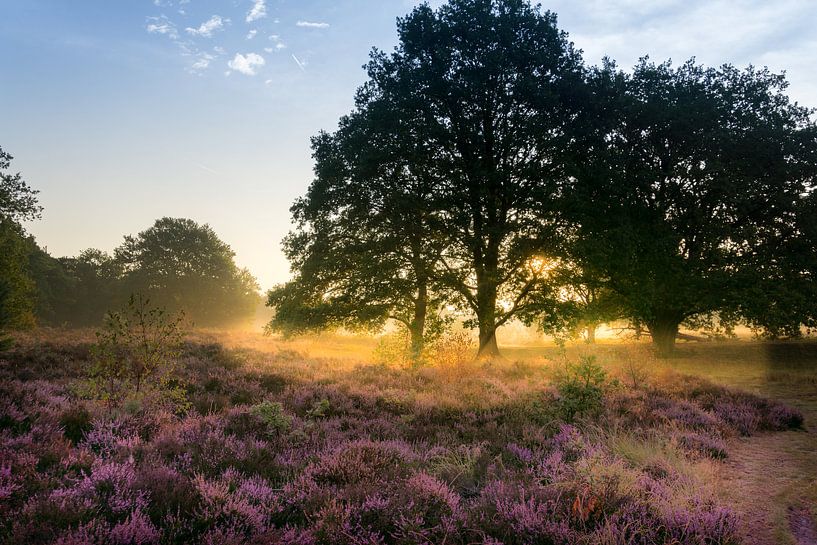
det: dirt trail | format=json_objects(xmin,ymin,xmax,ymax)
[{"xmin": 719, "ymin": 415, "xmax": 817, "ymax": 544}]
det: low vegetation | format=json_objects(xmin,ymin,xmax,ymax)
[{"xmin": 0, "ymin": 330, "xmax": 807, "ymax": 545}]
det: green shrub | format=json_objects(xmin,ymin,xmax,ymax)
[
  {"xmin": 250, "ymin": 400, "xmax": 292, "ymax": 435},
  {"xmin": 88, "ymin": 293, "xmax": 185, "ymax": 411},
  {"xmin": 306, "ymin": 398, "xmax": 331, "ymax": 419},
  {"xmin": 554, "ymin": 355, "xmax": 609, "ymax": 421}
]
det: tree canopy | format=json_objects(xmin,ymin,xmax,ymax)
[
  {"xmin": 270, "ymin": 0, "xmax": 817, "ymax": 357},
  {"xmin": 269, "ymin": 0, "xmax": 589, "ymax": 357},
  {"xmin": 0, "ymin": 146, "xmax": 41, "ymax": 224},
  {"xmin": 116, "ymin": 217, "xmax": 261, "ymax": 326},
  {"xmin": 0, "ymin": 146, "xmax": 41, "ymax": 334},
  {"xmin": 267, "ymin": 102, "xmax": 450, "ymax": 356},
  {"xmin": 569, "ymin": 59, "xmax": 817, "ymax": 354}
]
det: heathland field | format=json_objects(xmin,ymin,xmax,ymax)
[{"xmin": 1, "ymin": 330, "xmax": 815, "ymax": 545}]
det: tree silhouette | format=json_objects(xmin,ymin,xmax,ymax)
[
  {"xmin": 268, "ymin": 97, "xmax": 450, "ymax": 357},
  {"xmin": 0, "ymin": 146, "xmax": 41, "ymax": 332},
  {"xmin": 571, "ymin": 60, "xmax": 817, "ymax": 354},
  {"xmin": 274, "ymin": 0, "xmax": 587, "ymax": 358}
]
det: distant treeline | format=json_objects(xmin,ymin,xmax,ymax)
[{"xmin": 0, "ymin": 150, "xmax": 260, "ymax": 332}]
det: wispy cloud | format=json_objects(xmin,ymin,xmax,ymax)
[
  {"xmin": 228, "ymin": 52, "xmax": 266, "ymax": 76},
  {"xmin": 246, "ymin": 29, "xmax": 257, "ymax": 40},
  {"xmin": 266, "ymin": 34, "xmax": 286, "ymax": 51},
  {"xmin": 190, "ymin": 52, "xmax": 215, "ymax": 72},
  {"xmin": 246, "ymin": 0, "xmax": 267, "ymax": 23},
  {"xmin": 195, "ymin": 163, "xmax": 218, "ymax": 174},
  {"xmin": 291, "ymin": 54, "xmax": 307, "ymax": 72},
  {"xmin": 296, "ymin": 21, "xmax": 330, "ymax": 29},
  {"xmin": 186, "ymin": 15, "xmax": 229, "ymax": 38},
  {"xmin": 146, "ymin": 16, "xmax": 178, "ymax": 40}
]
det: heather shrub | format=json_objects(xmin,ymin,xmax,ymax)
[
  {"xmin": 0, "ymin": 333, "xmax": 805, "ymax": 545},
  {"xmin": 473, "ymin": 479, "xmax": 575, "ymax": 544},
  {"xmin": 651, "ymin": 396, "xmax": 722, "ymax": 431},
  {"xmin": 677, "ymin": 432, "xmax": 728, "ymax": 460},
  {"xmin": 58, "ymin": 403, "xmax": 93, "ymax": 444},
  {"xmin": 766, "ymin": 403, "xmax": 804, "ymax": 429},
  {"xmin": 134, "ymin": 463, "xmax": 200, "ymax": 522},
  {"xmin": 428, "ymin": 443, "xmax": 488, "ymax": 497},
  {"xmin": 306, "ymin": 440, "xmax": 415, "ymax": 487},
  {"xmin": 392, "ymin": 472, "xmax": 465, "ymax": 541}
]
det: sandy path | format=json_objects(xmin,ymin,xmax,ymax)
[{"xmin": 719, "ymin": 412, "xmax": 817, "ymax": 544}]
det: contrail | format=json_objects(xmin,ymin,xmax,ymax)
[
  {"xmin": 195, "ymin": 163, "xmax": 218, "ymax": 174},
  {"xmin": 291, "ymin": 54, "xmax": 306, "ymax": 72}
]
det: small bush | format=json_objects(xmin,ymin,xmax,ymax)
[
  {"xmin": 88, "ymin": 294, "xmax": 186, "ymax": 410},
  {"xmin": 427, "ymin": 331, "xmax": 475, "ymax": 372},
  {"xmin": 678, "ymin": 432, "xmax": 728, "ymax": 460},
  {"xmin": 59, "ymin": 404, "xmax": 93, "ymax": 444},
  {"xmin": 554, "ymin": 356, "xmax": 609, "ymax": 421},
  {"xmin": 250, "ymin": 400, "xmax": 292, "ymax": 435},
  {"xmin": 305, "ymin": 399, "xmax": 330, "ymax": 420}
]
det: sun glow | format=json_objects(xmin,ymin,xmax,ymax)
[{"xmin": 525, "ymin": 255, "xmax": 559, "ymax": 278}]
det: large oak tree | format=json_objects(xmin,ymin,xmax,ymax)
[
  {"xmin": 571, "ymin": 60, "xmax": 817, "ymax": 354},
  {"xmin": 271, "ymin": 0, "xmax": 589, "ymax": 358}
]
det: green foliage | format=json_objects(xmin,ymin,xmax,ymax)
[
  {"xmin": 0, "ymin": 145, "xmax": 41, "ymax": 224},
  {"xmin": 738, "ymin": 188, "xmax": 817, "ymax": 338},
  {"xmin": 0, "ymin": 223, "xmax": 37, "ymax": 333},
  {"xmin": 89, "ymin": 293, "xmax": 186, "ymax": 410},
  {"xmin": 266, "ymin": 109, "xmax": 450, "ymax": 355},
  {"xmin": 22, "ymin": 218, "xmax": 261, "ymax": 329},
  {"xmin": 373, "ymin": 329, "xmax": 416, "ymax": 368},
  {"xmin": 426, "ymin": 330, "xmax": 476, "ymax": 369},
  {"xmin": 570, "ymin": 60, "xmax": 817, "ymax": 354},
  {"xmin": 378, "ymin": 0, "xmax": 587, "ymax": 358},
  {"xmin": 48, "ymin": 249, "xmax": 124, "ymax": 326},
  {"xmin": 520, "ymin": 259, "xmax": 623, "ymax": 344},
  {"xmin": 26, "ymin": 242, "xmax": 76, "ymax": 325},
  {"xmin": 0, "ymin": 147, "xmax": 41, "ymax": 334},
  {"xmin": 306, "ymin": 398, "xmax": 331, "ymax": 419},
  {"xmin": 58, "ymin": 404, "xmax": 93, "ymax": 444},
  {"xmin": 250, "ymin": 400, "xmax": 292, "ymax": 435},
  {"xmin": 270, "ymin": 0, "xmax": 587, "ymax": 358},
  {"xmin": 117, "ymin": 217, "xmax": 261, "ymax": 327},
  {"xmin": 0, "ymin": 279, "xmax": 15, "ymax": 352},
  {"xmin": 375, "ymin": 327, "xmax": 475, "ymax": 369},
  {"xmin": 554, "ymin": 356, "xmax": 610, "ymax": 421}
]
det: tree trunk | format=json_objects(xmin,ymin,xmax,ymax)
[
  {"xmin": 647, "ymin": 316, "xmax": 680, "ymax": 357},
  {"xmin": 585, "ymin": 324, "xmax": 596, "ymax": 344},
  {"xmin": 475, "ymin": 280, "xmax": 500, "ymax": 359},
  {"xmin": 472, "ymin": 225, "xmax": 502, "ymax": 359},
  {"xmin": 478, "ymin": 325, "xmax": 499, "ymax": 358},
  {"xmin": 408, "ymin": 282, "xmax": 428, "ymax": 361}
]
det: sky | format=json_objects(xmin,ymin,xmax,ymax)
[{"xmin": 1, "ymin": 0, "xmax": 816, "ymax": 291}]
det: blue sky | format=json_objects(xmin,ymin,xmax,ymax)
[{"xmin": 2, "ymin": 0, "xmax": 816, "ymax": 290}]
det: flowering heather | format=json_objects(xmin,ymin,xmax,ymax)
[{"xmin": 0, "ymin": 337, "xmax": 805, "ymax": 544}]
